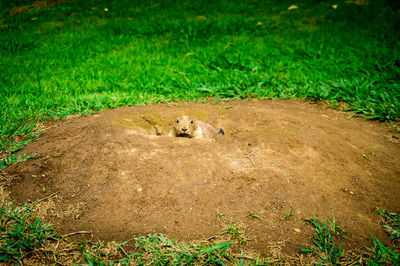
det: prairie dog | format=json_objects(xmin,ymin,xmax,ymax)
[{"xmin": 168, "ymin": 115, "xmax": 224, "ymax": 139}]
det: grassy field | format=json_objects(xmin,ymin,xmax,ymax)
[
  {"xmin": 1, "ymin": 0, "xmax": 400, "ymax": 154},
  {"xmin": 0, "ymin": 0, "xmax": 399, "ymax": 264}
]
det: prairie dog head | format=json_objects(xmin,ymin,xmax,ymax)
[{"xmin": 172, "ymin": 115, "xmax": 197, "ymax": 137}]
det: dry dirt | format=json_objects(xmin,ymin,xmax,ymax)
[{"xmin": 2, "ymin": 99, "xmax": 400, "ymax": 258}]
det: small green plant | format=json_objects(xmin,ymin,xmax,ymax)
[
  {"xmin": 362, "ymin": 153, "xmax": 367, "ymax": 159},
  {"xmin": 220, "ymin": 220, "xmax": 244, "ymax": 244},
  {"xmin": 365, "ymin": 235, "xmax": 400, "ymax": 265},
  {"xmin": 371, "ymin": 146, "xmax": 376, "ymax": 156},
  {"xmin": 377, "ymin": 209, "xmax": 400, "ymax": 241},
  {"xmin": 300, "ymin": 215, "xmax": 344, "ymax": 264},
  {"xmin": 363, "ymin": 209, "xmax": 400, "ymax": 265},
  {"xmin": 327, "ymin": 214, "xmax": 346, "ymax": 237},
  {"xmin": 248, "ymin": 210, "xmax": 264, "ymax": 221},
  {"xmin": 216, "ymin": 208, "xmax": 224, "ymax": 218},
  {"xmin": 0, "ymin": 202, "xmax": 59, "ymax": 262},
  {"xmin": 283, "ymin": 209, "xmax": 294, "ymax": 221}
]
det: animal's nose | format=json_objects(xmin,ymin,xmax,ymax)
[{"xmin": 182, "ymin": 128, "xmax": 187, "ymax": 132}]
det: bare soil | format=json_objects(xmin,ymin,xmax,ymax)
[{"xmin": 3, "ymin": 99, "xmax": 400, "ymax": 257}]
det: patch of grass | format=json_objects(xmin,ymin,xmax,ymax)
[
  {"xmin": 0, "ymin": 201, "xmax": 59, "ymax": 262},
  {"xmin": 365, "ymin": 235, "xmax": 400, "ymax": 265},
  {"xmin": 0, "ymin": 123, "xmax": 38, "ymax": 154},
  {"xmin": 377, "ymin": 209, "xmax": 400, "ymax": 241},
  {"xmin": 302, "ymin": 214, "xmax": 400, "ymax": 265},
  {"xmin": 1, "ymin": 0, "xmax": 399, "ymax": 162},
  {"xmin": 80, "ymin": 234, "xmax": 274, "ymax": 265},
  {"xmin": 0, "ymin": 153, "xmax": 37, "ymax": 171},
  {"xmin": 0, "ymin": 123, "xmax": 41, "ymax": 172},
  {"xmin": 300, "ymin": 215, "xmax": 344, "ymax": 264},
  {"xmin": 130, "ymin": 234, "xmax": 232, "ymax": 265},
  {"xmin": 80, "ymin": 236, "xmax": 233, "ymax": 265},
  {"xmin": 6, "ymin": 139, "xmax": 34, "ymax": 154},
  {"xmin": 220, "ymin": 219, "xmax": 244, "ymax": 244}
]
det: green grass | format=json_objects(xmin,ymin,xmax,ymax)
[
  {"xmin": 0, "ymin": 153, "xmax": 36, "ymax": 171},
  {"xmin": 301, "ymin": 214, "xmax": 400, "ymax": 265},
  {"xmin": 81, "ymin": 235, "xmax": 233, "ymax": 265},
  {"xmin": 378, "ymin": 209, "xmax": 400, "ymax": 241},
  {"xmin": 0, "ymin": 202, "xmax": 59, "ymax": 262},
  {"xmin": 301, "ymin": 215, "xmax": 345, "ymax": 264},
  {"xmin": 216, "ymin": 208, "xmax": 225, "ymax": 218},
  {"xmin": 220, "ymin": 219, "xmax": 244, "ymax": 244},
  {"xmin": 366, "ymin": 235, "xmax": 400, "ymax": 265},
  {"xmin": 282, "ymin": 209, "xmax": 294, "ymax": 221},
  {"xmin": 1, "ymin": 0, "xmax": 400, "ymax": 160}
]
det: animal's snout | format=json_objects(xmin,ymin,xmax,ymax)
[{"xmin": 181, "ymin": 128, "xmax": 188, "ymax": 132}]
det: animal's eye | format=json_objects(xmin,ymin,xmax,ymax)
[
  {"xmin": 190, "ymin": 120, "xmax": 194, "ymax": 124},
  {"xmin": 175, "ymin": 119, "xmax": 179, "ymax": 123}
]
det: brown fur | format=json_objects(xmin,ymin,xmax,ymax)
[{"xmin": 168, "ymin": 115, "xmax": 219, "ymax": 139}]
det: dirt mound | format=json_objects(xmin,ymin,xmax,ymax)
[{"xmin": 4, "ymin": 100, "xmax": 400, "ymax": 256}]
